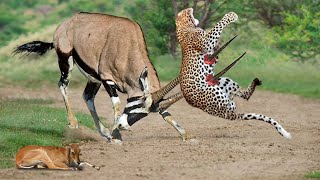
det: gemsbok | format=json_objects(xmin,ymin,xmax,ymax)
[
  {"xmin": 16, "ymin": 143, "xmax": 100, "ymax": 170},
  {"xmin": 14, "ymin": 12, "xmax": 188, "ymax": 142}
]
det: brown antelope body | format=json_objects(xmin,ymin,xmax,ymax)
[{"xmin": 14, "ymin": 12, "xmax": 188, "ymax": 142}]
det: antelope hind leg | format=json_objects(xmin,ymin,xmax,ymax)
[{"xmin": 57, "ymin": 53, "xmax": 78, "ymax": 128}]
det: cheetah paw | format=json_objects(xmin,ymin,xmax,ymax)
[{"xmin": 254, "ymin": 78, "xmax": 262, "ymax": 86}]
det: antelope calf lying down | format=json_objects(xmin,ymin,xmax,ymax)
[{"xmin": 16, "ymin": 144, "xmax": 99, "ymax": 170}]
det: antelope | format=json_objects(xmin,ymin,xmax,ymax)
[
  {"xmin": 16, "ymin": 143, "xmax": 100, "ymax": 170},
  {"xmin": 14, "ymin": 12, "xmax": 187, "ymax": 142}
]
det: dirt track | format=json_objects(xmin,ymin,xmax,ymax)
[{"xmin": 0, "ymin": 85, "xmax": 319, "ymax": 179}]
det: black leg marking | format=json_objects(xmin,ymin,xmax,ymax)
[
  {"xmin": 83, "ymin": 82, "xmax": 101, "ymax": 101},
  {"xmin": 83, "ymin": 81, "xmax": 112, "ymax": 141},
  {"xmin": 102, "ymin": 80, "xmax": 118, "ymax": 98},
  {"xmin": 72, "ymin": 49, "xmax": 101, "ymax": 81},
  {"xmin": 127, "ymin": 113, "xmax": 148, "ymax": 126}
]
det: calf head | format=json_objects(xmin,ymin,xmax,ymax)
[{"xmin": 65, "ymin": 143, "xmax": 81, "ymax": 168}]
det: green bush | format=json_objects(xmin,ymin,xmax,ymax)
[{"xmin": 272, "ymin": 5, "xmax": 320, "ymax": 62}]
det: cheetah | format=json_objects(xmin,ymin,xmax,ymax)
[{"xmin": 176, "ymin": 8, "xmax": 291, "ymax": 139}]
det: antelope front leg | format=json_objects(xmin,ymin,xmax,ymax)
[
  {"xmin": 83, "ymin": 81, "xmax": 112, "ymax": 142},
  {"xmin": 159, "ymin": 110, "xmax": 193, "ymax": 141},
  {"xmin": 102, "ymin": 80, "xmax": 122, "ymax": 142}
]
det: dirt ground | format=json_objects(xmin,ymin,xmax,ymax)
[{"xmin": 0, "ymin": 85, "xmax": 319, "ymax": 180}]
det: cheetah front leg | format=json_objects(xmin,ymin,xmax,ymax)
[{"xmin": 202, "ymin": 12, "xmax": 238, "ymax": 54}]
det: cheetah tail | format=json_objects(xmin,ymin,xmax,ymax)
[{"xmin": 239, "ymin": 113, "xmax": 292, "ymax": 139}]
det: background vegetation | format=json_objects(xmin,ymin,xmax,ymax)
[
  {"xmin": 0, "ymin": 0, "xmax": 319, "ymax": 171},
  {"xmin": 0, "ymin": 0, "xmax": 319, "ymax": 98}
]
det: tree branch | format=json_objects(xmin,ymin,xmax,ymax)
[
  {"xmin": 192, "ymin": 0, "xmax": 199, "ymax": 12},
  {"xmin": 200, "ymin": 0, "xmax": 214, "ymax": 29},
  {"xmin": 172, "ymin": 0, "xmax": 178, "ymax": 16}
]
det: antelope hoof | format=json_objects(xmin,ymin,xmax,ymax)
[
  {"xmin": 111, "ymin": 139, "xmax": 122, "ymax": 145},
  {"xmin": 111, "ymin": 128, "xmax": 122, "ymax": 141},
  {"xmin": 182, "ymin": 132, "xmax": 195, "ymax": 141},
  {"xmin": 68, "ymin": 117, "xmax": 79, "ymax": 129},
  {"xmin": 68, "ymin": 123, "xmax": 79, "ymax": 129}
]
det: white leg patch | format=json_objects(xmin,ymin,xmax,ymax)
[
  {"xmin": 106, "ymin": 81, "xmax": 115, "ymax": 85},
  {"xmin": 111, "ymin": 97, "xmax": 120, "ymax": 106},
  {"xmin": 125, "ymin": 99, "xmax": 144, "ymax": 108},
  {"xmin": 118, "ymin": 114, "xmax": 130, "ymax": 130}
]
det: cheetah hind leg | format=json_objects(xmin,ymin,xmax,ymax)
[
  {"xmin": 240, "ymin": 113, "xmax": 291, "ymax": 139},
  {"xmin": 234, "ymin": 78, "xmax": 262, "ymax": 101}
]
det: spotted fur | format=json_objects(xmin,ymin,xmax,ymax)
[{"xmin": 176, "ymin": 8, "xmax": 291, "ymax": 139}]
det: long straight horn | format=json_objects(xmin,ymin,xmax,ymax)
[
  {"xmin": 151, "ymin": 76, "xmax": 180, "ymax": 104},
  {"xmin": 158, "ymin": 92, "xmax": 184, "ymax": 111},
  {"xmin": 213, "ymin": 52, "xmax": 246, "ymax": 80},
  {"xmin": 208, "ymin": 35, "xmax": 237, "ymax": 60}
]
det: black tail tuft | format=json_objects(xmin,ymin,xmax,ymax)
[{"xmin": 13, "ymin": 41, "xmax": 54, "ymax": 56}]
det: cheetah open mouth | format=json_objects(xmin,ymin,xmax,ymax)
[{"xmin": 190, "ymin": 8, "xmax": 199, "ymax": 27}]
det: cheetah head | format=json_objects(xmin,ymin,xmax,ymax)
[{"xmin": 176, "ymin": 8, "xmax": 199, "ymax": 29}]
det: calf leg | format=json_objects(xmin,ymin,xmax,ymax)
[
  {"xmin": 83, "ymin": 81, "xmax": 112, "ymax": 141},
  {"xmin": 57, "ymin": 53, "xmax": 78, "ymax": 128},
  {"xmin": 17, "ymin": 160, "xmax": 43, "ymax": 169}
]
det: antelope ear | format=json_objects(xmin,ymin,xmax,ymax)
[
  {"xmin": 139, "ymin": 67, "xmax": 149, "ymax": 93},
  {"xmin": 66, "ymin": 146, "xmax": 71, "ymax": 161}
]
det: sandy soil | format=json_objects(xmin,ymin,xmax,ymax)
[{"xmin": 0, "ymin": 85, "xmax": 319, "ymax": 180}]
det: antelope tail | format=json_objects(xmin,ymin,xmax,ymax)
[{"xmin": 13, "ymin": 41, "xmax": 54, "ymax": 56}]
